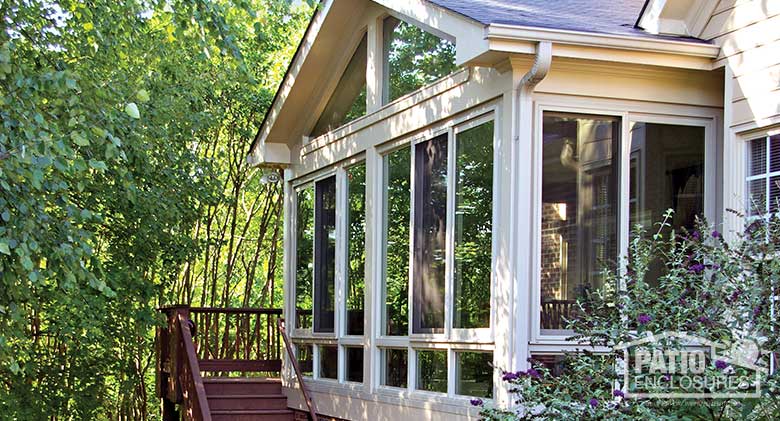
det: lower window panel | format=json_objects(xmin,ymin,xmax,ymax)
[{"xmin": 416, "ymin": 349, "xmax": 447, "ymax": 393}]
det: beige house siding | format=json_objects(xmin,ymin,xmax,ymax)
[{"xmin": 705, "ymin": 0, "xmax": 780, "ymax": 130}]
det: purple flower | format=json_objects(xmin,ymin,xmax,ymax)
[
  {"xmin": 502, "ymin": 371, "xmax": 518, "ymax": 381},
  {"xmin": 692, "ymin": 231, "xmax": 701, "ymax": 240},
  {"xmin": 637, "ymin": 314, "xmax": 652, "ymax": 325},
  {"xmin": 688, "ymin": 263, "xmax": 706, "ymax": 274},
  {"xmin": 470, "ymin": 398, "xmax": 483, "ymax": 406},
  {"xmin": 589, "ymin": 398, "xmax": 599, "ymax": 408},
  {"xmin": 754, "ymin": 306, "xmax": 762, "ymax": 317},
  {"xmin": 613, "ymin": 389, "xmax": 625, "ymax": 398},
  {"xmin": 527, "ymin": 368, "xmax": 542, "ymax": 379},
  {"xmin": 663, "ymin": 374, "xmax": 671, "ymax": 381},
  {"xmin": 715, "ymin": 360, "xmax": 728, "ymax": 370},
  {"xmin": 697, "ymin": 315, "xmax": 711, "ymax": 324},
  {"xmin": 712, "ymin": 230, "xmax": 721, "ymax": 239}
]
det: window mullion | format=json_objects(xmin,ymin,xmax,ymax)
[
  {"xmin": 408, "ymin": 144, "xmax": 416, "ymax": 337},
  {"xmin": 766, "ymin": 136, "xmax": 771, "ymax": 215},
  {"xmin": 445, "ymin": 127, "xmax": 456, "ymax": 339}
]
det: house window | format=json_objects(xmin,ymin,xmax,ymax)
[
  {"xmin": 346, "ymin": 163, "xmax": 366, "ymax": 335},
  {"xmin": 319, "ymin": 345, "xmax": 338, "ymax": 379},
  {"xmin": 295, "ymin": 186, "xmax": 314, "ymax": 329},
  {"xmin": 413, "ymin": 134, "xmax": 448, "ymax": 334},
  {"xmin": 383, "ymin": 147, "xmax": 411, "ymax": 336},
  {"xmin": 541, "ymin": 113, "xmax": 619, "ymax": 333},
  {"xmin": 382, "ymin": 17, "xmax": 457, "ymax": 104},
  {"xmin": 416, "ymin": 349, "xmax": 447, "ymax": 392},
  {"xmin": 381, "ymin": 348, "xmax": 408, "ymax": 388},
  {"xmin": 345, "ymin": 347, "xmax": 364, "ymax": 383},
  {"xmin": 311, "ymin": 34, "xmax": 367, "ymax": 137},
  {"xmin": 455, "ymin": 351, "xmax": 493, "ymax": 398},
  {"xmin": 314, "ymin": 176, "xmax": 337, "ymax": 333},
  {"xmin": 747, "ymin": 135, "xmax": 780, "ymax": 216},
  {"xmin": 295, "ymin": 343, "xmax": 314, "ymax": 377},
  {"xmin": 539, "ymin": 113, "xmax": 708, "ymax": 333},
  {"xmin": 380, "ymin": 115, "xmax": 495, "ymax": 398},
  {"xmin": 454, "ymin": 121, "xmax": 494, "ymax": 329}
]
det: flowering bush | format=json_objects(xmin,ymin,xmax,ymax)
[{"xmin": 478, "ymin": 211, "xmax": 780, "ymax": 420}]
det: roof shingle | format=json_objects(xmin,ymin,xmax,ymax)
[{"xmin": 426, "ymin": 0, "xmax": 708, "ymax": 43}]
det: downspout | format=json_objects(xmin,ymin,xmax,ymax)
[{"xmin": 509, "ymin": 40, "xmax": 551, "ymax": 399}]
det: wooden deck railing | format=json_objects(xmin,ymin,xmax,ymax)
[{"xmin": 156, "ymin": 306, "xmax": 286, "ymax": 420}]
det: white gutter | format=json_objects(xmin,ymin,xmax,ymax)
[{"xmin": 487, "ymin": 23, "xmax": 720, "ymax": 58}]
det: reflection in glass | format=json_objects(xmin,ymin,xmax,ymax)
[
  {"xmin": 453, "ymin": 121, "xmax": 494, "ymax": 329},
  {"xmin": 417, "ymin": 350, "xmax": 447, "ymax": 393},
  {"xmin": 295, "ymin": 186, "xmax": 314, "ymax": 329},
  {"xmin": 311, "ymin": 34, "xmax": 367, "ymax": 137},
  {"xmin": 314, "ymin": 177, "xmax": 336, "ymax": 333},
  {"xmin": 383, "ymin": 17, "xmax": 457, "ymax": 104},
  {"xmin": 384, "ymin": 148, "xmax": 411, "ymax": 336},
  {"xmin": 413, "ymin": 135, "xmax": 448, "ymax": 333},
  {"xmin": 456, "ymin": 352, "xmax": 493, "ymax": 398},
  {"xmin": 347, "ymin": 164, "xmax": 366, "ymax": 335},
  {"xmin": 346, "ymin": 347, "xmax": 364, "ymax": 383},
  {"xmin": 540, "ymin": 113, "xmax": 619, "ymax": 332},
  {"xmin": 296, "ymin": 344, "xmax": 313, "ymax": 377},
  {"xmin": 630, "ymin": 123, "xmax": 705, "ymax": 287},
  {"xmin": 382, "ymin": 348, "xmax": 408, "ymax": 388},
  {"xmin": 319, "ymin": 345, "xmax": 338, "ymax": 379}
]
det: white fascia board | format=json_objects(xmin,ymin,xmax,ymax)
[
  {"xmin": 486, "ymin": 23, "xmax": 721, "ymax": 59},
  {"xmin": 370, "ymin": 0, "xmax": 489, "ymax": 65},
  {"xmin": 247, "ymin": 141, "xmax": 291, "ymax": 168},
  {"xmin": 686, "ymin": 0, "xmax": 720, "ymax": 39},
  {"xmin": 251, "ymin": 0, "xmax": 335, "ymax": 158}
]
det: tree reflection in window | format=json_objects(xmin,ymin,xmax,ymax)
[{"xmin": 383, "ymin": 17, "xmax": 457, "ymax": 104}]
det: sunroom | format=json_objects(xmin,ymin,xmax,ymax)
[{"xmin": 247, "ymin": 0, "xmax": 731, "ymax": 419}]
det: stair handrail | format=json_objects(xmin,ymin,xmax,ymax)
[
  {"xmin": 277, "ymin": 318, "xmax": 318, "ymax": 421},
  {"xmin": 178, "ymin": 313, "xmax": 212, "ymax": 421}
]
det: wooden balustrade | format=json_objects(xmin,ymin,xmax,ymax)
[{"xmin": 156, "ymin": 306, "xmax": 287, "ymax": 420}]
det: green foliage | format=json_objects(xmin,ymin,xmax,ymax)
[
  {"xmin": 0, "ymin": 0, "xmax": 311, "ymax": 418},
  {"xmin": 478, "ymin": 212, "xmax": 780, "ymax": 420}
]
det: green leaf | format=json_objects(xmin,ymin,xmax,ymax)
[
  {"xmin": 136, "ymin": 89, "xmax": 150, "ymax": 103},
  {"xmin": 0, "ymin": 240, "xmax": 9, "ymax": 255},
  {"xmin": 1, "ymin": 209, "xmax": 9, "ymax": 221},
  {"xmin": 124, "ymin": 102, "xmax": 140, "ymax": 119},
  {"xmin": 88, "ymin": 159, "xmax": 107, "ymax": 171},
  {"xmin": 71, "ymin": 131, "xmax": 89, "ymax": 146}
]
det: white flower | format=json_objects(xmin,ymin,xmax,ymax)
[{"xmin": 530, "ymin": 404, "xmax": 546, "ymax": 415}]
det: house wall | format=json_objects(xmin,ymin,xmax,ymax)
[{"xmin": 703, "ymin": 0, "xmax": 780, "ymax": 235}]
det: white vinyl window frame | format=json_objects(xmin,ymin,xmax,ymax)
[
  {"xmin": 372, "ymin": 103, "xmax": 499, "ymax": 403},
  {"xmin": 745, "ymin": 133, "xmax": 780, "ymax": 217},
  {"xmin": 529, "ymin": 101, "xmax": 719, "ymax": 348}
]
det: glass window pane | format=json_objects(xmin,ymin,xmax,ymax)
[
  {"xmin": 346, "ymin": 347, "xmax": 364, "ymax": 383},
  {"xmin": 319, "ymin": 345, "xmax": 338, "ymax": 380},
  {"xmin": 748, "ymin": 178, "xmax": 767, "ymax": 216},
  {"xmin": 770, "ymin": 176, "xmax": 780, "ymax": 214},
  {"xmin": 346, "ymin": 164, "xmax": 366, "ymax": 335},
  {"xmin": 296, "ymin": 344, "xmax": 313, "ymax": 377},
  {"xmin": 314, "ymin": 177, "xmax": 336, "ymax": 333},
  {"xmin": 295, "ymin": 186, "xmax": 314, "ymax": 329},
  {"xmin": 311, "ymin": 34, "xmax": 367, "ymax": 137},
  {"xmin": 540, "ymin": 113, "xmax": 619, "ymax": 332},
  {"xmin": 382, "ymin": 348, "xmax": 408, "ymax": 388},
  {"xmin": 770, "ymin": 135, "xmax": 780, "ymax": 173},
  {"xmin": 630, "ymin": 123, "xmax": 705, "ymax": 288},
  {"xmin": 750, "ymin": 136, "xmax": 767, "ymax": 177},
  {"xmin": 455, "ymin": 352, "xmax": 493, "ymax": 398},
  {"xmin": 384, "ymin": 148, "xmax": 411, "ymax": 336},
  {"xmin": 413, "ymin": 135, "xmax": 448, "ymax": 334},
  {"xmin": 454, "ymin": 121, "xmax": 494, "ymax": 329},
  {"xmin": 383, "ymin": 17, "xmax": 457, "ymax": 104},
  {"xmin": 416, "ymin": 350, "xmax": 447, "ymax": 393},
  {"xmin": 629, "ymin": 123, "xmax": 705, "ymax": 233}
]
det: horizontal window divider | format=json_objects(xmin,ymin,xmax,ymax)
[
  {"xmin": 338, "ymin": 337, "xmax": 366, "ymax": 346},
  {"xmin": 747, "ymin": 172, "xmax": 780, "ymax": 181},
  {"xmin": 290, "ymin": 336, "xmax": 339, "ymax": 345},
  {"xmin": 529, "ymin": 342, "xmax": 611, "ymax": 354}
]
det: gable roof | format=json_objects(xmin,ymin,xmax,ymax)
[{"xmin": 426, "ymin": 0, "xmax": 708, "ymax": 43}]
